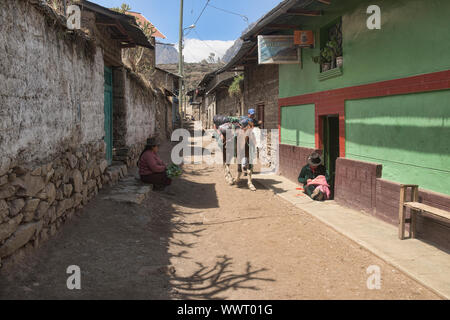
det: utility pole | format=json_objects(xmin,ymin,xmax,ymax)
[{"xmin": 178, "ymin": 0, "xmax": 184, "ymax": 129}]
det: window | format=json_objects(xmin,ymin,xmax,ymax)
[{"xmin": 317, "ymin": 17, "xmax": 343, "ymax": 73}]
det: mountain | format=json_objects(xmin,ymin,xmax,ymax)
[
  {"xmin": 156, "ymin": 43, "xmax": 178, "ymax": 65},
  {"xmin": 157, "ymin": 63, "xmax": 224, "ymax": 92}
]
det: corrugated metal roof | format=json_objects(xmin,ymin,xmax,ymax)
[{"xmin": 74, "ymin": 0, "xmax": 153, "ymax": 49}]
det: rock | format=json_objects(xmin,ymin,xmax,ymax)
[
  {"xmin": 10, "ymin": 199, "xmax": 25, "ymax": 217},
  {"xmin": 0, "ymin": 175, "xmax": 8, "ymax": 187},
  {"xmin": 8, "ymin": 173, "xmax": 17, "ymax": 183},
  {"xmin": 73, "ymin": 193, "xmax": 83, "ymax": 207},
  {"xmin": 0, "ymin": 158, "xmax": 11, "ymax": 177},
  {"xmin": 15, "ymin": 174, "xmax": 45, "ymax": 197},
  {"xmin": 13, "ymin": 166, "xmax": 28, "ymax": 176},
  {"xmin": 0, "ymin": 185, "xmax": 15, "ymax": 200},
  {"xmin": 63, "ymin": 184, "xmax": 73, "ymax": 198},
  {"xmin": 0, "ymin": 221, "xmax": 43, "ymax": 258},
  {"xmin": 0, "ymin": 200, "xmax": 8, "ymax": 216},
  {"xmin": 31, "ymin": 167, "xmax": 42, "ymax": 176},
  {"xmin": 45, "ymin": 169, "xmax": 55, "ymax": 183},
  {"xmin": 56, "ymin": 199, "xmax": 73, "ymax": 217},
  {"xmin": 23, "ymin": 211, "xmax": 35, "ymax": 223},
  {"xmin": 99, "ymin": 160, "xmax": 108, "ymax": 174},
  {"xmin": 83, "ymin": 170, "xmax": 89, "ymax": 183},
  {"xmin": 79, "ymin": 159, "xmax": 87, "ymax": 172},
  {"xmin": 67, "ymin": 153, "xmax": 78, "ymax": 169},
  {"xmin": 56, "ymin": 189, "xmax": 64, "ymax": 201},
  {"xmin": 35, "ymin": 201, "xmax": 50, "ymax": 220},
  {"xmin": 87, "ymin": 179, "xmax": 96, "ymax": 191},
  {"xmin": 0, "ymin": 214, "xmax": 23, "ymax": 242},
  {"xmin": 23, "ymin": 199, "xmax": 40, "ymax": 213},
  {"xmin": 46, "ymin": 183, "xmax": 56, "ymax": 205},
  {"xmin": 71, "ymin": 170, "xmax": 83, "ymax": 193}
]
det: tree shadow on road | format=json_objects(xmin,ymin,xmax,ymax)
[{"xmin": 169, "ymin": 255, "xmax": 275, "ymax": 300}]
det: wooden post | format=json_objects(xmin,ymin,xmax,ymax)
[
  {"xmin": 398, "ymin": 185, "xmax": 407, "ymax": 239},
  {"xmin": 410, "ymin": 186, "xmax": 419, "ymax": 238}
]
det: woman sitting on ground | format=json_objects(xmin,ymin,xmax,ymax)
[
  {"xmin": 138, "ymin": 137, "xmax": 171, "ymax": 190},
  {"xmin": 298, "ymin": 152, "xmax": 330, "ymax": 201}
]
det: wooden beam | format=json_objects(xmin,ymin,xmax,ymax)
[
  {"xmin": 317, "ymin": 0, "xmax": 331, "ymax": 5},
  {"xmin": 286, "ymin": 9, "xmax": 323, "ymax": 16},
  {"xmin": 265, "ymin": 24, "xmax": 301, "ymax": 30},
  {"xmin": 121, "ymin": 43, "xmax": 137, "ymax": 48}
]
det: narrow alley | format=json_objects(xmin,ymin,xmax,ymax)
[{"xmin": 0, "ymin": 138, "xmax": 440, "ymax": 300}]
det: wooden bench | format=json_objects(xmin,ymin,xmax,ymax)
[{"xmin": 398, "ymin": 184, "xmax": 450, "ymax": 240}]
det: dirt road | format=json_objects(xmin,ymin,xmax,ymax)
[{"xmin": 0, "ymin": 142, "xmax": 440, "ymax": 299}]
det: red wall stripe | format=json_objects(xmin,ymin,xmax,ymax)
[{"xmin": 278, "ymin": 69, "xmax": 450, "ymax": 157}]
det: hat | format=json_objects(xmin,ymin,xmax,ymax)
[
  {"xmin": 248, "ymin": 109, "xmax": 256, "ymax": 115},
  {"xmin": 307, "ymin": 152, "xmax": 323, "ymax": 166},
  {"xmin": 145, "ymin": 137, "xmax": 160, "ymax": 147}
]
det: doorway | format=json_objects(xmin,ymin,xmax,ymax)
[
  {"xmin": 322, "ymin": 115, "xmax": 340, "ymax": 195},
  {"xmin": 104, "ymin": 66, "xmax": 113, "ymax": 165},
  {"xmin": 257, "ymin": 104, "xmax": 265, "ymax": 129}
]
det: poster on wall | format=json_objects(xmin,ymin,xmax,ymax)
[{"xmin": 258, "ymin": 35, "xmax": 300, "ymax": 65}]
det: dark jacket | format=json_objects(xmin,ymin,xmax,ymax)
[{"xmin": 298, "ymin": 164, "xmax": 330, "ymax": 185}]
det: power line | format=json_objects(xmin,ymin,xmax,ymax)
[
  {"xmin": 207, "ymin": 3, "xmax": 249, "ymax": 25},
  {"xmin": 185, "ymin": 0, "xmax": 211, "ymax": 37}
]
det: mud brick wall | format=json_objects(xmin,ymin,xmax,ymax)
[
  {"xmin": 243, "ymin": 64, "xmax": 279, "ymax": 130},
  {"xmin": 335, "ymin": 158, "xmax": 382, "ymax": 214},
  {"xmin": 124, "ymin": 72, "xmax": 157, "ymax": 147},
  {"xmin": 0, "ymin": 0, "xmax": 104, "ymax": 164},
  {"xmin": 375, "ymin": 179, "xmax": 450, "ymax": 251},
  {"xmin": 334, "ymin": 158, "xmax": 450, "ymax": 251},
  {"xmin": 278, "ymin": 145, "xmax": 316, "ymax": 184},
  {"xmin": 216, "ymin": 86, "xmax": 241, "ymax": 117}
]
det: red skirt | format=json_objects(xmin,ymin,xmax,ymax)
[{"xmin": 140, "ymin": 172, "xmax": 172, "ymax": 186}]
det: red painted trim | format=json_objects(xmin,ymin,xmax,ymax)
[{"xmin": 278, "ymin": 69, "xmax": 450, "ymax": 157}]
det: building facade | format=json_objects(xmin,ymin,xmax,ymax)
[{"xmin": 247, "ymin": 0, "xmax": 450, "ymax": 250}]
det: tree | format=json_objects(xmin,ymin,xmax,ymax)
[
  {"xmin": 111, "ymin": 3, "xmax": 157, "ymax": 74},
  {"xmin": 207, "ymin": 52, "xmax": 216, "ymax": 64},
  {"xmin": 111, "ymin": 3, "xmax": 131, "ymax": 14}
]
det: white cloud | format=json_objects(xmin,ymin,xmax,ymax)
[{"xmin": 176, "ymin": 39, "xmax": 234, "ymax": 63}]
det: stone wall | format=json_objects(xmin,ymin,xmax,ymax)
[
  {"xmin": 113, "ymin": 69, "xmax": 173, "ymax": 166},
  {"xmin": 0, "ymin": 0, "xmax": 127, "ymax": 264}
]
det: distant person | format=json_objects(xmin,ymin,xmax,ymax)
[
  {"xmin": 138, "ymin": 137, "xmax": 172, "ymax": 190},
  {"xmin": 298, "ymin": 152, "xmax": 330, "ymax": 201},
  {"xmin": 246, "ymin": 109, "xmax": 262, "ymax": 127}
]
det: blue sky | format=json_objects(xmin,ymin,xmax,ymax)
[{"xmin": 91, "ymin": 0, "xmax": 282, "ymax": 43}]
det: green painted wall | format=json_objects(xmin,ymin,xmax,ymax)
[
  {"xmin": 280, "ymin": 104, "xmax": 315, "ymax": 148},
  {"xmin": 346, "ymin": 91, "xmax": 450, "ymax": 195},
  {"xmin": 279, "ymin": 0, "xmax": 450, "ymax": 98}
]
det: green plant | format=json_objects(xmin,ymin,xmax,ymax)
[
  {"xmin": 327, "ymin": 39, "xmax": 342, "ymax": 57},
  {"xmin": 228, "ymin": 75, "xmax": 244, "ymax": 97},
  {"xmin": 312, "ymin": 46, "xmax": 333, "ymax": 64}
]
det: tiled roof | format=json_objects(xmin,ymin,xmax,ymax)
[{"xmin": 126, "ymin": 11, "xmax": 166, "ymax": 39}]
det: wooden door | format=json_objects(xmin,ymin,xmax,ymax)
[
  {"xmin": 104, "ymin": 66, "xmax": 113, "ymax": 165},
  {"xmin": 257, "ymin": 104, "xmax": 265, "ymax": 128}
]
